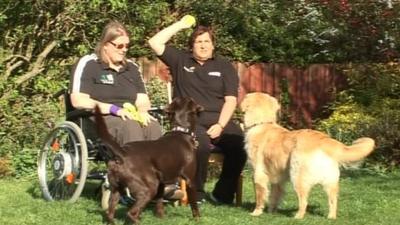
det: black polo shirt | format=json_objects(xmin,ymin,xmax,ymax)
[
  {"xmin": 70, "ymin": 54, "xmax": 146, "ymax": 107},
  {"xmin": 159, "ymin": 46, "xmax": 238, "ymax": 112}
]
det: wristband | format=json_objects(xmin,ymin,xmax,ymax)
[{"xmin": 109, "ymin": 104, "xmax": 121, "ymax": 116}]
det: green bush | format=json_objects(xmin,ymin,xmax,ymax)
[
  {"xmin": 364, "ymin": 99, "xmax": 400, "ymax": 170},
  {"xmin": 0, "ymin": 94, "xmax": 63, "ymax": 177},
  {"xmin": 316, "ymin": 100, "xmax": 376, "ymax": 144},
  {"xmin": 146, "ymin": 76, "xmax": 169, "ymax": 108},
  {"xmin": 316, "ymin": 63, "xmax": 400, "ymax": 170},
  {"xmin": 11, "ymin": 148, "xmax": 38, "ymax": 178}
]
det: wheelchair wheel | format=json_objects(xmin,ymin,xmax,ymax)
[{"xmin": 38, "ymin": 121, "xmax": 88, "ymax": 203}]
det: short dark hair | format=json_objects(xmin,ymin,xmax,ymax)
[{"xmin": 188, "ymin": 25, "xmax": 215, "ymax": 49}]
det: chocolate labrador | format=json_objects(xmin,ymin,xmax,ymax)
[{"xmin": 94, "ymin": 97, "xmax": 202, "ymax": 224}]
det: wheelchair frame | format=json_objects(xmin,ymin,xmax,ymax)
[{"xmin": 37, "ymin": 90, "xmax": 166, "ymax": 205}]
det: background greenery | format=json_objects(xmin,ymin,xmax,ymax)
[{"xmin": 0, "ymin": 0, "xmax": 400, "ymax": 177}]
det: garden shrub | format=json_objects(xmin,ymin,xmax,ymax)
[
  {"xmin": 145, "ymin": 76, "xmax": 169, "ymax": 108},
  {"xmin": 317, "ymin": 63, "xmax": 400, "ymax": 170},
  {"xmin": 364, "ymin": 99, "xmax": 400, "ymax": 170}
]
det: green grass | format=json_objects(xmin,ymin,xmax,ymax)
[{"xmin": 0, "ymin": 169, "xmax": 399, "ymax": 225}]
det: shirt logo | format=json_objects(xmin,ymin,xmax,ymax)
[
  {"xmin": 100, "ymin": 74, "xmax": 114, "ymax": 84},
  {"xmin": 208, "ymin": 71, "xmax": 221, "ymax": 77},
  {"xmin": 183, "ymin": 66, "xmax": 195, "ymax": 73}
]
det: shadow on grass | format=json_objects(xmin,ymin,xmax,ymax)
[
  {"xmin": 88, "ymin": 199, "xmax": 184, "ymax": 224},
  {"xmin": 240, "ymin": 201, "xmax": 325, "ymax": 218},
  {"xmin": 26, "ymin": 178, "xmax": 103, "ymax": 202}
]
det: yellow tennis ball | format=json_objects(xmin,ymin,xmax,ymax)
[{"xmin": 183, "ymin": 15, "xmax": 196, "ymax": 27}]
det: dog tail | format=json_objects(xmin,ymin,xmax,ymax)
[
  {"xmin": 94, "ymin": 105, "xmax": 125, "ymax": 162},
  {"xmin": 337, "ymin": 137, "xmax": 375, "ymax": 162}
]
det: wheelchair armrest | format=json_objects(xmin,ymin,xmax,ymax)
[
  {"xmin": 53, "ymin": 89, "xmax": 66, "ymax": 99},
  {"xmin": 148, "ymin": 106, "xmax": 166, "ymax": 120},
  {"xmin": 66, "ymin": 109, "xmax": 93, "ymax": 121},
  {"xmin": 149, "ymin": 106, "xmax": 165, "ymax": 114}
]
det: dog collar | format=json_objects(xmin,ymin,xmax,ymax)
[
  {"xmin": 244, "ymin": 122, "xmax": 273, "ymax": 131},
  {"xmin": 171, "ymin": 126, "xmax": 195, "ymax": 137},
  {"xmin": 169, "ymin": 126, "xmax": 198, "ymax": 149}
]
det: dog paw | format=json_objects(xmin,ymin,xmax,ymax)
[
  {"xmin": 154, "ymin": 210, "xmax": 165, "ymax": 218},
  {"xmin": 294, "ymin": 212, "xmax": 305, "ymax": 219},
  {"xmin": 250, "ymin": 209, "xmax": 263, "ymax": 216},
  {"xmin": 327, "ymin": 213, "xmax": 337, "ymax": 219}
]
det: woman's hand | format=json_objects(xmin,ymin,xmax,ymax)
[
  {"xmin": 117, "ymin": 109, "xmax": 134, "ymax": 121},
  {"xmin": 207, "ymin": 123, "xmax": 224, "ymax": 139},
  {"xmin": 179, "ymin": 15, "xmax": 196, "ymax": 29},
  {"xmin": 138, "ymin": 111, "xmax": 157, "ymax": 126}
]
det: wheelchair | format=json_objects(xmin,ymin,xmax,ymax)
[{"xmin": 37, "ymin": 90, "xmax": 166, "ymax": 207}]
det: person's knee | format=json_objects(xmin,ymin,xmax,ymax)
[
  {"xmin": 124, "ymin": 119, "xmax": 142, "ymax": 130},
  {"xmin": 121, "ymin": 120, "xmax": 144, "ymax": 143},
  {"xmin": 146, "ymin": 121, "xmax": 162, "ymax": 140}
]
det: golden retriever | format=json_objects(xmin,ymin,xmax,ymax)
[{"xmin": 240, "ymin": 92, "xmax": 375, "ymax": 219}]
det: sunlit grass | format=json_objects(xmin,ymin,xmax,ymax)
[{"xmin": 0, "ymin": 168, "xmax": 399, "ymax": 225}]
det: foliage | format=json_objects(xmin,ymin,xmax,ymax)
[
  {"xmin": 146, "ymin": 76, "xmax": 169, "ymax": 108},
  {"xmin": 145, "ymin": 76, "xmax": 170, "ymax": 131},
  {"xmin": 365, "ymin": 98, "xmax": 400, "ymax": 170},
  {"xmin": 175, "ymin": 0, "xmax": 400, "ymax": 65},
  {"xmin": 316, "ymin": 63, "xmax": 400, "ymax": 169},
  {"xmin": 10, "ymin": 148, "xmax": 38, "ymax": 178},
  {"xmin": 312, "ymin": 0, "xmax": 400, "ymax": 63},
  {"xmin": 317, "ymin": 97, "xmax": 377, "ymax": 140}
]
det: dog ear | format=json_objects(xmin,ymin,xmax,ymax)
[
  {"xmin": 270, "ymin": 96, "xmax": 281, "ymax": 112},
  {"xmin": 165, "ymin": 98, "xmax": 179, "ymax": 114},
  {"xmin": 164, "ymin": 103, "xmax": 172, "ymax": 113},
  {"xmin": 187, "ymin": 98, "xmax": 204, "ymax": 114},
  {"xmin": 195, "ymin": 103, "xmax": 204, "ymax": 113},
  {"xmin": 240, "ymin": 98, "xmax": 248, "ymax": 112}
]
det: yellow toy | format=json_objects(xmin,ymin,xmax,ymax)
[
  {"xmin": 123, "ymin": 102, "xmax": 145, "ymax": 125},
  {"xmin": 182, "ymin": 15, "xmax": 196, "ymax": 27}
]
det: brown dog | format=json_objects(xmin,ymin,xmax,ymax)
[
  {"xmin": 240, "ymin": 92, "xmax": 375, "ymax": 219},
  {"xmin": 94, "ymin": 97, "xmax": 202, "ymax": 224}
]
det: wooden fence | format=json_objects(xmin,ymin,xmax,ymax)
[{"xmin": 136, "ymin": 58, "xmax": 347, "ymax": 128}]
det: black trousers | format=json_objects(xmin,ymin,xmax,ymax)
[{"xmin": 195, "ymin": 112, "xmax": 247, "ymax": 203}]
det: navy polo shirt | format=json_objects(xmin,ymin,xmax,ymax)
[
  {"xmin": 159, "ymin": 46, "xmax": 239, "ymax": 112},
  {"xmin": 70, "ymin": 54, "xmax": 146, "ymax": 107}
]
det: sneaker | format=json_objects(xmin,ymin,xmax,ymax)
[
  {"xmin": 208, "ymin": 192, "xmax": 222, "ymax": 204},
  {"xmin": 119, "ymin": 195, "xmax": 135, "ymax": 206},
  {"xmin": 208, "ymin": 192, "xmax": 232, "ymax": 205}
]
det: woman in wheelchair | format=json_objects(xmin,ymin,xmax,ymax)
[
  {"xmin": 70, "ymin": 20, "xmax": 160, "ymax": 144},
  {"xmin": 69, "ymin": 21, "xmax": 182, "ymax": 202}
]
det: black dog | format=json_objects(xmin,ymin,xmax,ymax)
[{"xmin": 94, "ymin": 97, "xmax": 202, "ymax": 224}]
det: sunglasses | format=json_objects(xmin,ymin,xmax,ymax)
[{"xmin": 109, "ymin": 41, "xmax": 129, "ymax": 49}]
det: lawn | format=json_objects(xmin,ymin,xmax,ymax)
[{"xmin": 0, "ymin": 168, "xmax": 399, "ymax": 225}]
